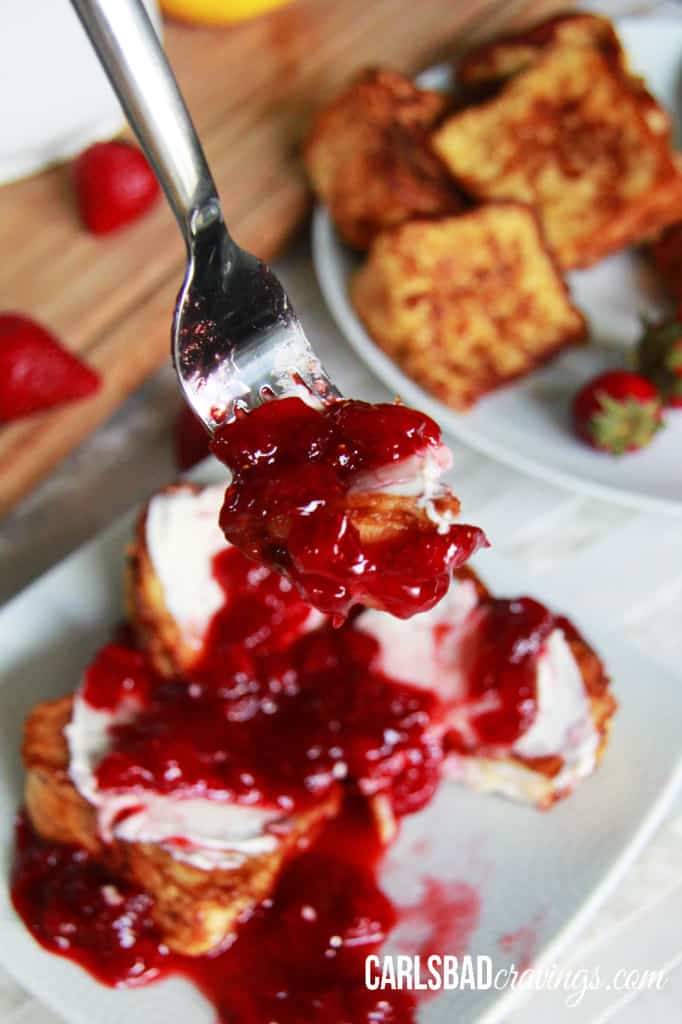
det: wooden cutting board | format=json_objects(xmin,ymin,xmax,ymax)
[{"xmin": 0, "ymin": 0, "xmax": 571, "ymax": 517}]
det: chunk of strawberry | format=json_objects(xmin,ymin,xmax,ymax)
[
  {"xmin": 0, "ymin": 313, "xmax": 100, "ymax": 421},
  {"xmin": 73, "ymin": 141, "xmax": 159, "ymax": 236}
]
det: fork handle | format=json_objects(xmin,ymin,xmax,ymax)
[{"xmin": 70, "ymin": 0, "xmax": 224, "ymax": 247}]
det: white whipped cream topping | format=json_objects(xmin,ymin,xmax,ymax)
[
  {"xmin": 354, "ymin": 577, "xmax": 480, "ymax": 694},
  {"xmin": 146, "ymin": 485, "xmax": 230, "ymax": 655},
  {"xmin": 513, "ymin": 629, "xmax": 597, "ymax": 761},
  {"xmin": 66, "ymin": 694, "xmax": 283, "ymax": 871},
  {"xmin": 349, "ymin": 443, "xmax": 458, "ymax": 535},
  {"xmin": 511, "ymin": 628, "xmax": 600, "ymax": 796},
  {"xmin": 146, "ymin": 484, "xmax": 324, "ymax": 658}
]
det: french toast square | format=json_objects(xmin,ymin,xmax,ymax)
[
  {"xmin": 22, "ymin": 695, "xmax": 340, "ymax": 956},
  {"xmin": 433, "ymin": 44, "xmax": 682, "ymax": 270},
  {"xmin": 456, "ymin": 11, "xmax": 670, "ymax": 141},
  {"xmin": 351, "ymin": 203, "xmax": 586, "ymax": 410},
  {"xmin": 304, "ymin": 67, "xmax": 463, "ymax": 249},
  {"xmin": 447, "ymin": 619, "xmax": 617, "ymax": 810}
]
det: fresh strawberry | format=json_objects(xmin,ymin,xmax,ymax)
[
  {"xmin": 73, "ymin": 141, "xmax": 159, "ymax": 235},
  {"xmin": 572, "ymin": 370, "xmax": 664, "ymax": 455},
  {"xmin": 0, "ymin": 313, "xmax": 100, "ymax": 421},
  {"xmin": 174, "ymin": 404, "xmax": 210, "ymax": 469},
  {"xmin": 636, "ymin": 310, "xmax": 682, "ymax": 408}
]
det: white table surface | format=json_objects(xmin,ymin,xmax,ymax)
[{"xmin": 2, "ymin": 4, "xmax": 682, "ymax": 1019}]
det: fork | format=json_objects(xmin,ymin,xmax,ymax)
[{"xmin": 70, "ymin": 0, "xmax": 340, "ymax": 432}]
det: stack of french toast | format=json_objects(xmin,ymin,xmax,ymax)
[
  {"xmin": 21, "ymin": 482, "xmax": 616, "ymax": 959},
  {"xmin": 305, "ymin": 12, "xmax": 682, "ymax": 410}
]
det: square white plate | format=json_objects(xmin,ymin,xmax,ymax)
[{"xmin": 1, "ymin": 465, "xmax": 681, "ymax": 1023}]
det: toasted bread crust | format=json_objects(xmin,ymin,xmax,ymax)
[
  {"xmin": 23, "ymin": 696, "xmax": 340, "ymax": 956},
  {"xmin": 304, "ymin": 68, "xmax": 462, "ymax": 249},
  {"xmin": 352, "ymin": 204, "xmax": 586, "ymax": 410},
  {"xmin": 435, "ymin": 44, "xmax": 682, "ymax": 270}
]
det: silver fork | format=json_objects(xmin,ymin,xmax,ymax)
[{"xmin": 70, "ymin": 0, "xmax": 340, "ymax": 432}]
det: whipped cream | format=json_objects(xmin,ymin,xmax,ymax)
[
  {"xmin": 354, "ymin": 576, "xmax": 481, "ymax": 694},
  {"xmin": 349, "ymin": 443, "xmax": 458, "ymax": 535},
  {"xmin": 146, "ymin": 484, "xmax": 324, "ymax": 658},
  {"xmin": 146, "ymin": 485, "xmax": 230, "ymax": 656},
  {"xmin": 511, "ymin": 628, "xmax": 599, "ymax": 794},
  {"xmin": 66, "ymin": 693, "xmax": 284, "ymax": 871}
]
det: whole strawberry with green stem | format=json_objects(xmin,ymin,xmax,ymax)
[
  {"xmin": 636, "ymin": 308, "xmax": 682, "ymax": 408},
  {"xmin": 572, "ymin": 370, "xmax": 664, "ymax": 455}
]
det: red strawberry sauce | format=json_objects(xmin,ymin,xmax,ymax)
[
  {"xmin": 12, "ymin": 800, "xmax": 415, "ymax": 1023},
  {"xmin": 211, "ymin": 397, "xmax": 487, "ymax": 621},
  {"xmin": 87, "ymin": 547, "xmax": 444, "ymax": 819}
]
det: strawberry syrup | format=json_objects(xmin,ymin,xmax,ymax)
[{"xmin": 12, "ymin": 800, "xmax": 416, "ymax": 1023}]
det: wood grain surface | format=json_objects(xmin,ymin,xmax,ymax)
[{"xmin": 0, "ymin": 0, "xmax": 572, "ymax": 516}]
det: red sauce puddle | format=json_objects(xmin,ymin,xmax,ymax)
[
  {"xmin": 12, "ymin": 799, "xmax": 418, "ymax": 1023},
  {"xmin": 498, "ymin": 910, "xmax": 545, "ymax": 973},
  {"xmin": 398, "ymin": 878, "xmax": 481, "ymax": 962}
]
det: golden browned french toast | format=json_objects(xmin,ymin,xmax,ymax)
[
  {"xmin": 433, "ymin": 44, "xmax": 682, "ymax": 270},
  {"xmin": 23, "ymin": 695, "xmax": 340, "ymax": 956},
  {"xmin": 457, "ymin": 11, "xmax": 670, "ymax": 141},
  {"xmin": 351, "ymin": 204, "xmax": 586, "ymax": 410},
  {"xmin": 304, "ymin": 67, "xmax": 462, "ymax": 249}
]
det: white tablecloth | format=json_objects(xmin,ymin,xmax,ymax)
[{"xmin": 2, "ymin": 3, "xmax": 682, "ymax": 1018}]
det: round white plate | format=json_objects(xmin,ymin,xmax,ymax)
[
  {"xmin": 1, "ymin": 465, "xmax": 681, "ymax": 1024},
  {"xmin": 0, "ymin": 0, "xmax": 160, "ymax": 185},
  {"xmin": 312, "ymin": 20, "xmax": 682, "ymax": 512}
]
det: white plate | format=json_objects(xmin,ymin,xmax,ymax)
[
  {"xmin": 312, "ymin": 20, "xmax": 682, "ymax": 512},
  {"xmin": 1, "ymin": 463, "xmax": 681, "ymax": 1023},
  {"xmin": 0, "ymin": 0, "xmax": 160, "ymax": 185}
]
